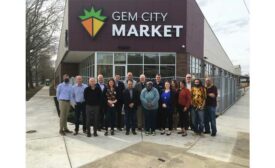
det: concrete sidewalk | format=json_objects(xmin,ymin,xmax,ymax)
[{"xmin": 26, "ymin": 87, "xmax": 249, "ymax": 168}]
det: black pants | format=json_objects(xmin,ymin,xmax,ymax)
[
  {"xmin": 178, "ymin": 106, "xmax": 189, "ymax": 129},
  {"xmin": 86, "ymin": 105, "xmax": 99, "ymax": 133},
  {"xmin": 74, "ymin": 102, "xmax": 86, "ymax": 132},
  {"xmin": 116, "ymin": 103, "xmax": 123, "ymax": 129},
  {"xmin": 105, "ymin": 107, "xmax": 116, "ymax": 131},
  {"xmin": 161, "ymin": 107, "xmax": 173, "ymax": 130},
  {"xmin": 98, "ymin": 105, "xmax": 106, "ymax": 129},
  {"xmin": 156, "ymin": 102, "xmax": 162, "ymax": 129},
  {"xmin": 125, "ymin": 108, "xmax": 137, "ymax": 132}
]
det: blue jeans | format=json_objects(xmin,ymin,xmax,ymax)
[
  {"xmin": 74, "ymin": 102, "xmax": 86, "ymax": 132},
  {"xmin": 191, "ymin": 107, "xmax": 204, "ymax": 133},
  {"xmin": 125, "ymin": 108, "xmax": 137, "ymax": 132},
  {"xmin": 204, "ymin": 106, "xmax": 217, "ymax": 134},
  {"xmin": 143, "ymin": 108, "xmax": 157, "ymax": 132},
  {"xmin": 105, "ymin": 107, "xmax": 116, "ymax": 131}
]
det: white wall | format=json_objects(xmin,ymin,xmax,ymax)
[
  {"xmin": 55, "ymin": 0, "xmax": 69, "ymax": 70},
  {"xmin": 204, "ymin": 19, "xmax": 235, "ymax": 74}
]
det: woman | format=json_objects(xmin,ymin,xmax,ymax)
[
  {"xmin": 140, "ymin": 81, "xmax": 160, "ymax": 136},
  {"xmin": 160, "ymin": 81, "xmax": 175, "ymax": 136},
  {"xmin": 105, "ymin": 78, "xmax": 118, "ymax": 136},
  {"xmin": 171, "ymin": 80, "xmax": 179, "ymax": 131},
  {"xmin": 178, "ymin": 80, "xmax": 191, "ymax": 136}
]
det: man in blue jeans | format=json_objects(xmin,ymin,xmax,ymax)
[{"xmin": 204, "ymin": 77, "xmax": 218, "ymax": 136}]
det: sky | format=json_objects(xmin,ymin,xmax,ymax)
[{"xmin": 196, "ymin": 0, "xmax": 250, "ymax": 75}]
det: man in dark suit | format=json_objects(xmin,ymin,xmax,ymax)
[
  {"xmin": 153, "ymin": 74, "xmax": 164, "ymax": 130},
  {"xmin": 114, "ymin": 75, "xmax": 125, "ymax": 131},
  {"xmin": 96, "ymin": 74, "xmax": 107, "ymax": 131},
  {"xmin": 123, "ymin": 80, "xmax": 138, "ymax": 135}
]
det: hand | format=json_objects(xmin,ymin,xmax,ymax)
[
  {"xmin": 162, "ymin": 103, "xmax": 167, "ymax": 108},
  {"xmin": 184, "ymin": 107, "xmax": 188, "ymax": 112},
  {"xmin": 208, "ymin": 93, "xmax": 215, "ymax": 98},
  {"xmin": 129, "ymin": 103, "xmax": 134, "ymax": 108}
]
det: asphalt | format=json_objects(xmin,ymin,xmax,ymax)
[{"xmin": 26, "ymin": 86, "xmax": 249, "ymax": 168}]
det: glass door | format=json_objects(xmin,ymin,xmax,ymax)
[{"xmin": 114, "ymin": 65, "xmax": 126, "ymax": 79}]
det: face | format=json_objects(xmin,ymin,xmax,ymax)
[
  {"xmin": 98, "ymin": 75, "xmax": 104, "ymax": 83},
  {"xmin": 140, "ymin": 75, "xmax": 145, "ymax": 83},
  {"xmin": 89, "ymin": 78, "xmax": 96, "ymax": 86},
  {"xmin": 63, "ymin": 74, "xmax": 69, "ymax": 80},
  {"xmin": 194, "ymin": 80, "xmax": 200, "ymax": 86},
  {"xmin": 156, "ymin": 75, "xmax": 161, "ymax": 82},
  {"xmin": 180, "ymin": 82, "xmax": 185, "ymax": 88},
  {"xmin": 186, "ymin": 75, "xmax": 192, "ymax": 83},
  {"xmin": 76, "ymin": 76, "xmax": 82, "ymax": 85},
  {"xmin": 115, "ymin": 75, "xmax": 120, "ymax": 81},
  {"xmin": 127, "ymin": 73, "xmax": 133, "ymax": 80},
  {"xmin": 146, "ymin": 83, "xmax": 153, "ymax": 90},
  {"xmin": 127, "ymin": 81, "xmax": 133, "ymax": 89},
  {"xmin": 171, "ymin": 81, "xmax": 175, "ymax": 87},
  {"xmin": 109, "ymin": 80, "xmax": 114, "ymax": 87},
  {"xmin": 205, "ymin": 78, "xmax": 211, "ymax": 86},
  {"xmin": 165, "ymin": 82, "xmax": 170, "ymax": 90}
]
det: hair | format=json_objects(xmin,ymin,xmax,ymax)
[
  {"xmin": 194, "ymin": 78, "xmax": 203, "ymax": 87},
  {"xmin": 171, "ymin": 79, "xmax": 179, "ymax": 89},
  {"xmin": 127, "ymin": 79, "xmax": 133, "ymax": 84},
  {"xmin": 107, "ymin": 78, "xmax": 116, "ymax": 88},
  {"xmin": 181, "ymin": 79, "xmax": 186, "ymax": 87},
  {"xmin": 155, "ymin": 74, "xmax": 161, "ymax": 77}
]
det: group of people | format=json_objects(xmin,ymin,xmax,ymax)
[{"xmin": 56, "ymin": 72, "xmax": 218, "ymax": 138}]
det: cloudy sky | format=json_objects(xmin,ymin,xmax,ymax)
[{"xmin": 196, "ymin": 0, "xmax": 250, "ymax": 75}]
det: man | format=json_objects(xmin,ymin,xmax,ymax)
[
  {"xmin": 185, "ymin": 74, "xmax": 193, "ymax": 130},
  {"xmin": 71, "ymin": 76, "xmax": 87, "ymax": 135},
  {"xmin": 96, "ymin": 74, "xmax": 107, "ymax": 131},
  {"xmin": 204, "ymin": 77, "xmax": 218, "ymax": 136},
  {"xmin": 140, "ymin": 81, "xmax": 160, "ymax": 136},
  {"xmin": 124, "ymin": 72, "xmax": 137, "ymax": 88},
  {"xmin": 134, "ymin": 74, "xmax": 146, "ymax": 131},
  {"xmin": 190, "ymin": 79, "xmax": 207, "ymax": 135},
  {"xmin": 56, "ymin": 74, "xmax": 73, "ymax": 136},
  {"xmin": 123, "ymin": 80, "xmax": 139, "ymax": 135},
  {"xmin": 114, "ymin": 75, "xmax": 125, "ymax": 131},
  {"xmin": 153, "ymin": 74, "xmax": 164, "ymax": 130},
  {"xmin": 84, "ymin": 78, "xmax": 102, "ymax": 137}
]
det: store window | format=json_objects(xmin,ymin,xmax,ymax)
[
  {"xmin": 97, "ymin": 65, "xmax": 113, "ymax": 78},
  {"xmin": 160, "ymin": 53, "xmax": 175, "ymax": 64},
  {"xmin": 97, "ymin": 52, "xmax": 113, "ymax": 64},
  {"xmin": 189, "ymin": 55, "xmax": 202, "ymax": 78},
  {"xmin": 160, "ymin": 65, "xmax": 175, "ymax": 78},
  {"xmin": 144, "ymin": 65, "xmax": 159, "ymax": 78},
  {"xmin": 114, "ymin": 53, "xmax": 126, "ymax": 64},
  {"xmin": 128, "ymin": 65, "xmax": 143, "ymax": 77},
  {"xmin": 128, "ymin": 53, "xmax": 143, "ymax": 64},
  {"xmin": 144, "ymin": 53, "xmax": 159, "ymax": 64}
]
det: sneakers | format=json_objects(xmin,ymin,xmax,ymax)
[
  {"xmin": 132, "ymin": 131, "xmax": 137, "ymax": 135},
  {"xmin": 160, "ymin": 130, "xmax": 165, "ymax": 135},
  {"xmin": 166, "ymin": 131, "xmax": 171, "ymax": 136}
]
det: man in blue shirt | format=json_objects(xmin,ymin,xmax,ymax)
[
  {"xmin": 56, "ymin": 74, "xmax": 73, "ymax": 136},
  {"xmin": 71, "ymin": 75, "xmax": 88, "ymax": 135}
]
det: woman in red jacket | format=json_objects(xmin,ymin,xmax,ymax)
[{"xmin": 178, "ymin": 80, "xmax": 191, "ymax": 136}]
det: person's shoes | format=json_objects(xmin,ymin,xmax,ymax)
[
  {"xmin": 111, "ymin": 130, "xmax": 115, "ymax": 135},
  {"xmin": 93, "ymin": 132, "xmax": 98, "ymax": 137},
  {"xmin": 211, "ymin": 133, "xmax": 216, "ymax": 137},
  {"xmin": 132, "ymin": 131, "xmax": 137, "ymax": 135},
  {"xmin": 204, "ymin": 131, "xmax": 211, "ymax": 134},
  {"xmin": 64, "ymin": 129, "xmax": 73, "ymax": 133},
  {"xmin": 104, "ymin": 131, "xmax": 108, "ymax": 136},
  {"xmin": 145, "ymin": 131, "xmax": 150, "ymax": 136},
  {"xmin": 126, "ymin": 131, "xmax": 130, "ymax": 135},
  {"xmin": 152, "ymin": 131, "xmax": 156, "ymax": 136},
  {"xmin": 98, "ymin": 128, "xmax": 101, "ymax": 132},
  {"xmin": 160, "ymin": 130, "xmax": 165, "ymax": 135},
  {"xmin": 59, "ymin": 130, "xmax": 65, "ymax": 136},
  {"xmin": 177, "ymin": 131, "xmax": 183, "ymax": 134},
  {"xmin": 182, "ymin": 132, "xmax": 188, "ymax": 137},
  {"xmin": 166, "ymin": 131, "xmax": 171, "ymax": 136},
  {"xmin": 87, "ymin": 132, "xmax": 91, "ymax": 137},
  {"xmin": 73, "ymin": 131, "xmax": 78, "ymax": 136}
]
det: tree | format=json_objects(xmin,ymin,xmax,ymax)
[{"xmin": 26, "ymin": 0, "xmax": 64, "ymax": 90}]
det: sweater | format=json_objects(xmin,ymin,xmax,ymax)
[
  {"xmin": 140, "ymin": 87, "xmax": 160, "ymax": 110},
  {"xmin": 84, "ymin": 86, "xmax": 101, "ymax": 106},
  {"xmin": 178, "ymin": 88, "xmax": 191, "ymax": 108}
]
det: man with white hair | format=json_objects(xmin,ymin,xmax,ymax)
[
  {"xmin": 134, "ymin": 74, "xmax": 146, "ymax": 130},
  {"xmin": 71, "ymin": 75, "xmax": 87, "ymax": 135}
]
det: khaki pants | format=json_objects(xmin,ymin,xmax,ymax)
[
  {"xmin": 137, "ymin": 106, "xmax": 144, "ymax": 128},
  {"xmin": 59, "ymin": 100, "xmax": 70, "ymax": 131}
]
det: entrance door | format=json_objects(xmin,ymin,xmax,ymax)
[{"xmin": 114, "ymin": 65, "xmax": 126, "ymax": 79}]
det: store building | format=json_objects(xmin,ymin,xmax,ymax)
[{"xmin": 55, "ymin": 0, "xmax": 241, "ymax": 84}]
